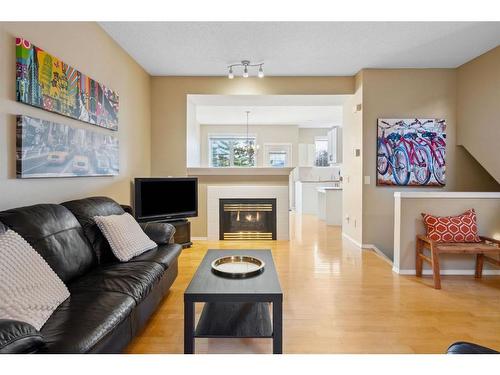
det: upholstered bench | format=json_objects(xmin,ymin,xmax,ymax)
[{"xmin": 415, "ymin": 235, "xmax": 500, "ymax": 289}]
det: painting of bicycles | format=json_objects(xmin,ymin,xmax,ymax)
[{"xmin": 377, "ymin": 118, "xmax": 446, "ymax": 187}]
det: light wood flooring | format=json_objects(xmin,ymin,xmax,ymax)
[{"xmin": 126, "ymin": 213, "xmax": 500, "ymax": 354}]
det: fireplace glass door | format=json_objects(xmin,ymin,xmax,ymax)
[{"xmin": 219, "ymin": 198, "xmax": 277, "ymax": 240}]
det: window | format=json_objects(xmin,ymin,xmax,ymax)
[
  {"xmin": 314, "ymin": 137, "xmax": 329, "ymax": 167},
  {"xmin": 263, "ymin": 143, "xmax": 292, "ymax": 168},
  {"xmin": 269, "ymin": 151, "xmax": 287, "ymax": 167},
  {"xmin": 209, "ymin": 136, "xmax": 256, "ymax": 167}
]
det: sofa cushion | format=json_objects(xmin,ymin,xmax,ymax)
[
  {"xmin": 0, "ymin": 204, "xmax": 96, "ymax": 283},
  {"xmin": 94, "ymin": 213, "xmax": 157, "ymax": 262},
  {"xmin": 62, "ymin": 197, "xmax": 125, "ymax": 264},
  {"xmin": 422, "ymin": 209, "xmax": 482, "ymax": 243},
  {"xmin": 131, "ymin": 243, "xmax": 182, "ymax": 269},
  {"xmin": 69, "ymin": 262, "xmax": 164, "ymax": 303},
  {"xmin": 0, "ymin": 228, "xmax": 70, "ymax": 330},
  {"xmin": 39, "ymin": 291, "xmax": 135, "ymax": 353}
]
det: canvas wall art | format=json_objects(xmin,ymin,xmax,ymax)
[
  {"xmin": 16, "ymin": 37, "xmax": 119, "ymax": 131},
  {"xmin": 17, "ymin": 115, "xmax": 119, "ymax": 178},
  {"xmin": 377, "ymin": 118, "xmax": 446, "ymax": 186}
]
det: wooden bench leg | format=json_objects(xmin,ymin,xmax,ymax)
[
  {"xmin": 415, "ymin": 237, "xmax": 423, "ymax": 277},
  {"xmin": 475, "ymin": 254, "xmax": 484, "ymax": 279},
  {"xmin": 430, "ymin": 245, "xmax": 441, "ymax": 289}
]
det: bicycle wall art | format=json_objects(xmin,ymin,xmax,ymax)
[{"xmin": 377, "ymin": 118, "xmax": 446, "ymax": 187}]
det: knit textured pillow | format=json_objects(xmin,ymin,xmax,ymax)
[
  {"xmin": 93, "ymin": 213, "xmax": 157, "ymax": 262},
  {"xmin": 0, "ymin": 229, "xmax": 70, "ymax": 330},
  {"xmin": 421, "ymin": 209, "xmax": 482, "ymax": 243}
]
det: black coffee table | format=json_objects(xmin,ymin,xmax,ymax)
[{"xmin": 184, "ymin": 249, "xmax": 283, "ymax": 354}]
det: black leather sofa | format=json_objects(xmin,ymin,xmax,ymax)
[
  {"xmin": 0, "ymin": 197, "xmax": 182, "ymax": 354},
  {"xmin": 447, "ymin": 342, "xmax": 498, "ymax": 354}
]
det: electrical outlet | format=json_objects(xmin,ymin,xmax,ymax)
[
  {"xmin": 364, "ymin": 176, "xmax": 371, "ymax": 185},
  {"xmin": 354, "ymin": 219, "xmax": 357, "ymax": 228}
]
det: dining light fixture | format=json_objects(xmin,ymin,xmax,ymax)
[{"xmin": 227, "ymin": 60, "xmax": 264, "ymax": 79}]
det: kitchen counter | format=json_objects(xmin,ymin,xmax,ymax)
[{"xmin": 317, "ymin": 187, "xmax": 342, "ymax": 226}]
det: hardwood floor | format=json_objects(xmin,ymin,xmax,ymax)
[{"xmin": 126, "ymin": 213, "xmax": 500, "ymax": 354}]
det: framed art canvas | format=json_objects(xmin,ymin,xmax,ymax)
[
  {"xmin": 16, "ymin": 37, "xmax": 119, "ymax": 131},
  {"xmin": 17, "ymin": 115, "xmax": 119, "ymax": 178},
  {"xmin": 377, "ymin": 118, "xmax": 446, "ymax": 186}
]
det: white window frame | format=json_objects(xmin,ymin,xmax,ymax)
[
  {"xmin": 263, "ymin": 143, "xmax": 292, "ymax": 168},
  {"xmin": 314, "ymin": 136, "xmax": 329, "ymax": 167},
  {"xmin": 208, "ymin": 133, "xmax": 258, "ymax": 167}
]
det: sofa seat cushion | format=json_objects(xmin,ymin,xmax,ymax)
[
  {"xmin": 40, "ymin": 291, "xmax": 135, "ymax": 353},
  {"xmin": 130, "ymin": 243, "xmax": 182, "ymax": 269},
  {"xmin": 69, "ymin": 262, "xmax": 164, "ymax": 303}
]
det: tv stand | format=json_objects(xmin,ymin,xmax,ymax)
[{"xmin": 162, "ymin": 219, "xmax": 192, "ymax": 249}]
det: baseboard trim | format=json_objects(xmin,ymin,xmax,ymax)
[
  {"xmin": 394, "ymin": 268, "xmax": 500, "ymax": 276},
  {"xmin": 341, "ymin": 232, "xmax": 362, "ymax": 248},
  {"xmin": 341, "ymin": 233, "xmax": 394, "ymax": 266},
  {"xmin": 362, "ymin": 243, "xmax": 393, "ymax": 266},
  {"xmin": 191, "ymin": 237, "xmax": 208, "ymax": 241}
]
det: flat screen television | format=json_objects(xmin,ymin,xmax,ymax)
[{"xmin": 134, "ymin": 177, "xmax": 198, "ymax": 221}]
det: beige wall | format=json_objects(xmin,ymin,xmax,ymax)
[
  {"xmin": 151, "ymin": 76, "xmax": 354, "ymax": 177},
  {"xmin": 342, "ymin": 73, "xmax": 364, "ymax": 244},
  {"xmin": 457, "ymin": 46, "xmax": 500, "ymax": 183},
  {"xmin": 151, "ymin": 76, "xmax": 354, "ymax": 236},
  {"xmin": 361, "ymin": 69, "xmax": 499, "ymax": 259},
  {"xmin": 199, "ymin": 124, "xmax": 299, "ymax": 167},
  {"xmin": 396, "ymin": 196, "xmax": 500, "ymax": 273},
  {"xmin": 0, "ymin": 22, "xmax": 151, "ymax": 209}
]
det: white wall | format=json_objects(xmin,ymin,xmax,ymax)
[
  {"xmin": 186, "ymin": 99, "xmax": 201, "ymax": 167},
  {"xmin": 341, "ymin": 76, "xmax": 363, "ymax": 245}
]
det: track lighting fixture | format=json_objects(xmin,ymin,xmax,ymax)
[{"xmin": 227, "ymin": 60, "xmax": 265, "ymax": 79}]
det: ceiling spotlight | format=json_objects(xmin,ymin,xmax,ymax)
[
  {"xmin": 258, "ymin": 65, "xmax": 264, "ymax": 78},
  {"xmin": 227, "ymin": 60, "xmax": 264, "ymax": 79}
]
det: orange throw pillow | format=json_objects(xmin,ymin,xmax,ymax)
[{"xmin": 421, "ymin": 209, "xmax": 481, "ymax": 243}]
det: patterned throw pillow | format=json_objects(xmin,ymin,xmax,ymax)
[
  {"xmin": 94, "ymin": 213, "xmax": 157, "ymax": 262},
  {"xmin": 421, "ymin": 209, "xmax": 482, "ymax": 243},
  {"xmin": 0, "ymin": 229, "xmax": 70, "ymax": 330}
]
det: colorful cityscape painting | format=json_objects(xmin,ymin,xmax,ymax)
[
  {"xmin": 17, "ymin": 115, "xmax": 119, "ymax": 178},
  {"xmin": 16, "ymin": 37, "xmax": 119, "ymax": 131},
  {"xmin": 377, "ymin": 118, "xmax": 446, "ymax": 186}
]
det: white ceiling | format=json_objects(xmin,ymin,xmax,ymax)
[
  {"xmin": 191, "ymin": 95, "xmax": 343, "ymax": 128},
  {"xmin": 99, "ymin": 22, "xmax": 500, "ymax": 76}
]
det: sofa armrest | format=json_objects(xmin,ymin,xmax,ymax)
[
  {"xmin": 0, "ymin": 319, "xmax": 45, "ymax": 354},
  {"xmin": 447, "ymin": 341, "xmax": 498, "ymax": 354},
  {"xmin": 140, "ymin": 222, "xmax": 176, "ymax": 245},
  {"xmin": 120, "ymin": 204, "xmax": 133, "ymax": 215}
]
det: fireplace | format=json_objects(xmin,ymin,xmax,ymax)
[{"xmin": 219, "ymin": 198, "xmax": 277, "ymax": 240}]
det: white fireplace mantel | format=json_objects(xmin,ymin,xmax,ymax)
[{"xmin": 207, "ymin": 185, "xmax": 289, "ymax": 240}]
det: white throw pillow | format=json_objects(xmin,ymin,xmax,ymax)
[
  {"xmin": 0, "ymin": 229, "xmax": 70, "ymax": 330},
  {"xmin": 94, "ymin": 213, "xmax": 157, "ymax": 262}
]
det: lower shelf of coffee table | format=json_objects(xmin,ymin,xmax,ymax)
[{"xmin": 194, "ymin": 302, "xmax": 273, "ymax": 338}]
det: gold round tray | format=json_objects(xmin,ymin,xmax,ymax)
[{"xmin": 211, "ymin": 255, "xmax": 265, "ymax": 278}]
